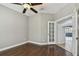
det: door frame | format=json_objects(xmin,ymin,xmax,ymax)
[
  {"xmin": 48, "ymin": 21, "xmax": 55, "ymax": 44},
  {"xmin": 55, "ymin": 14, "xmax": 76, "ymax": 55}
]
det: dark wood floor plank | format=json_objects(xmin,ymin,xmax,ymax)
[{"xmin": 0, "ymin": 43, "xmax": 73, "ymax": 56}]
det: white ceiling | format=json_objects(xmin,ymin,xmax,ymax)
[{"xmin": 0, "ymin": 3, "xmax": 68, "ymax": 16}]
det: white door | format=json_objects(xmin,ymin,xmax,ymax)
[
  {"xmin": 76, "ymin": 9, "xmax": 79, "ymax": 56},
  {"xmin": 74, "ymin": 8, "xmax": 79, "ymax": 56},
  {"xmin": 48, "ymin": 21, "xmax": 55, "ymax": 44},
  {"xmin": 72, "ymin": 9, "xmax": 78, "ymax": 56}
]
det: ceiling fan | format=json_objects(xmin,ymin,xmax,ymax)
[{"xmin": 12, "ymin": 3, "xmax": 42, "ymax": 14}]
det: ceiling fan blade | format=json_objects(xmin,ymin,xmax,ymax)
[
  {"xmin": 12, "ymin": 3, "xmax": 22, "ymax": 5},
  {"xmin": 27, "ymin": 3, "xmax": 31, "ymax": 5},
  {"xmin": 30, "ymin": 8, "xmax": 38, "ymax": 13},
  {"xmin": 23, "ymin": 8, "xmax": 27, "ymax": 13},
  {"xmin": 31, "ymin": 3, "xmax": 42, "ymax": 6}
]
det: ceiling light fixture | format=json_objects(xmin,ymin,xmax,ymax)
[{"xmin": 23, "ymin": 4, "xmax": 31, "ymax": 9}]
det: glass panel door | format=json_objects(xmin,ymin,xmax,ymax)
[{"xmin": 48, "ymin": 21, "xmax": 54, "ymax": 44}]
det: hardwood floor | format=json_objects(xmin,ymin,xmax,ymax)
[{"xmin": 0, "ymin": 43, "xmax": 73, "ymax": 56}]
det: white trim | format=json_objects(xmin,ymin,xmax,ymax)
[
  {"xmin": 28, "ymin": 41, "xmax": 48, "ymax": 45},
  {"xmin": 0, "ymin": 41, "xmax": 28, "ymax": 51},
  {"xmin": 55, "ymin": 14, "xmax": 73, "ymax": 23},
  {"xmin": 28, "ymin": 41, "xmax": 56, "ymax": 45}
]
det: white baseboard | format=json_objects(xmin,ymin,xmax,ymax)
[
  {"xmin": 0, "ymin": 41, "xmax": 28, "ymax": 52},
  {"xmin": 28, "ymin": 41, "xmax": 48, "ymax": 45},
  {"xmin": 56, "ymin": 42, "xmax": 65, "ymax": 44},
  {"xmin": 0, "ymin": 41, "xmax": 56, "ymax": 52}
]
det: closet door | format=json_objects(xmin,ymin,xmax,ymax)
[{"xmin": 48, "ymin": 21, "xmax": 54, "ymax": 44}]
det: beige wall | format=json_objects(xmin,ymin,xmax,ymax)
[
  {"xmin": 0, "ymin": 5, "xmax": 28, "ymax": 49},
  {"xmin": 28, "ymin": 14, "xmax": 42, "ymax": 43},
  {"xmin": 28, "ymin": 13, "xmax": 54, "ymax": 43}
]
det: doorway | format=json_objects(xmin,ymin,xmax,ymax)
[
  {"xmin": 56, "ymin": 16, "xmax": 73, "ymax": 54},
  {"xmin": 64, "ymin": 26, "xmax": 73, "ymax": 52}
]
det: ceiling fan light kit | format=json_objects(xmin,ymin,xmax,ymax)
[
  {"xmin": 12, "ymin": 3, "xmax": 42, "ymax": 14},
  {"xmin": 23, "ymin": 4, "xmax": 31, "ymax": 9}
]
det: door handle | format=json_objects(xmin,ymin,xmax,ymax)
[{"xmin": 76, "ymin": 37, "xmax": 79, "ymax": 40}]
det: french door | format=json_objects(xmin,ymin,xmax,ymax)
[{"xmin": 48, "ymin": 21, "xmax": 55, "ymax": 44}]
